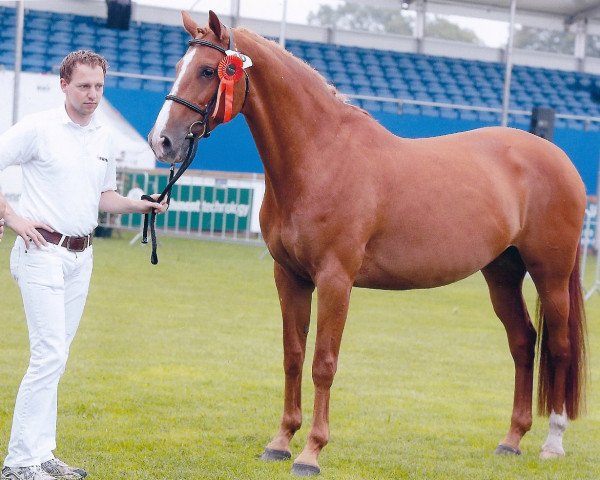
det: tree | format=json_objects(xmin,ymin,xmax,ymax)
[
  {"xmin": 513, "ymin": 26, "xmax": 575, "ymax": 55},
  {"xmin": 426, "ymin": 16, "xmax": 482, "ymax": 45},
  {"xmin": 307, "ymin": 1, "xmax": 482, "ymax": 45},
  {"xmin": 307, "ymin": 2, "xmax": 412, "ymax": 35}
]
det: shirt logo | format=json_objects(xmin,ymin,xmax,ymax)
[{"xmin": 97, "ymin": 156, "xmax": 108, "ymax": 163}]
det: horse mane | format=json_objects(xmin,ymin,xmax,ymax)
[{"xmin": 238, "ymin": 28, "xmax": 371, "ymax": 117}]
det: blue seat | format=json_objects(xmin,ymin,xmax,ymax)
[
  {"xmin": 73, "ymin": 22, "xmax": 95, "ymax": 34},
  {"xmin": 336, "ymin": 83, "xmax": 355, "ymax": 95},
  {"xmin": 73, "ymin": 34, "xmax": 96, "ymax": 49},
  {"xmin": 345, "ymin": 62, "xmax": 363, "ymax": 74},
  {"xmin": 24, "ymin": 42, "xmax": 47, "ymax": 55},
  {"xmin": 119, "ymin": 51, "xmax": 140, "ymax": 63},
  {"xmin": 46, "ymin": 55, "xmax": 66, "ymax": 71},
  {"xmin": 141, "ymin": 54, "xmax": 163, "ymax": 67},
  {"xmin": 119, "ymin": 62, "xmax": 142, "ymax": 74},
  {"xmin": 104, "ymin": 76, "xmax": 119, "ymax": 88},
  {"xmin": 305, "ymin": 47, "xmax": 322, "ymax": 59},
  {"xmin": 331, "ymin": 71, "xmax": 351, "ymax": 85},
  {"xmin": 458, "ymin": 110, "xmax": 477, "ymax": 121},
  {"xmin": 51, "ymin": 20, "xmax": 73, "ymax": 33},
  {"xmin": 118, "ymin": 29, "xmax": 140, "ymax": 40},
  {"xmin": 309, "ymin": 59, "xmax": 327, "ymax": 72},
  {"xmin": 328, "ymin": 61, "xmax": 346, "ymax": 73},
  {"xmin": 22, "ymin": 54, "xmax": 47, "ymax": 72},
  {"xmin": 142, "ymin": 65, "xmax": 165, "ymax": 76},
  {"xmin": 362, "ymin": 100, "xmax": 382, "ymax": 112},
  {"xmin": 357, "ymin": 86, "xmax": 376, "ymax": 96},
  {"xmin": 26, "ymin": 17, "xmax": 51, "ymax": 30},
  {"xmin": 0, "ymin": 26, "xmax": 16, "ymax": 39},
  {"xmin": 141, "ymin": 41, "xmax": 162, "ymax": 53},
  {"xmin": 118, "ymin": 77, "xmax": 143, "ymax": 90},
  {"xmin": 97, "ymin": 35, "xmax": 119, "ymax": 48},
  {"xmin": 478, "ymin": 111, "xmax": 498, "ymax": 123},
  {"xmin": 401, "ymin": 104, "xmax": 421, "ymax": 116},
  {"xmin": 143, "ymin": 79, "xmax": 168, "ymax": 93},
  {"xmin": 361, "ymin": 53, "xmax": 379, "ymax": 66},
  {"xmin": 50, "ymin": 31, "xmax": 73, "ymax": 44},
  {"xmin": 421, "ymin": 106, "xmax": 440, "ymax": 117},
  {"xmin": 440, "ymin": 108, "xmax": 459, "ymax": 119},
  {"xmin": 96, "ymin": 26, "xmax": 119, "ymax": 38},
  {"xmin": 162, "ymin": 31, "xmax": 184, "ymax": 44},
  {"xmin": 0, "ymin": 50, "xmax": 15, "ymax": 68},
  {"xmin": 351, "ymin": 74, "xmax": 371, "ymax": 87},
  {"xmin": 381, "ymin": 102, "xmax": 401, "ymax": 114}
]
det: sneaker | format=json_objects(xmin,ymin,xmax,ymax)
[
  {"xmin": 40, "ymin": 459, "xmax": 86, "ymax": 480},
  {"xmin": 2, "ymin": 465, "xmax": 55, "ymax": 480}
]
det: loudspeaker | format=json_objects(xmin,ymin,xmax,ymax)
[
  {"xmin": 106, "ymin": 0, "xmax": 131, "ymax": 30},
  {"xmin": 529, "ymin": 107, "xmax": 555, "ymax": 142}
]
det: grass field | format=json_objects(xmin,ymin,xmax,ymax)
[{"xmin": 0, "ymin": 229, "xmax": 599, "ymax": 479}]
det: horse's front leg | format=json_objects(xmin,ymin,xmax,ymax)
[
  {"xmin": 261, "ymin": 262, "xmax": 315, "ymax": 461},
  {"xmin": 292, "ymin": 268, "xmax": 353, "ymax": 476}
]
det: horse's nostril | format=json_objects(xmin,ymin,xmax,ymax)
[{"xmin": 161, "ymin": 135, "xmax": 172, "ymax": 150}]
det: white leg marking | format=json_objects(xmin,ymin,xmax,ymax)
[
  {"xmin": 150, "ymin": 48, "xmax": 197, "ymax": 147},
  {"xmin": 540, "ymin": 408, "xmax": 568, "ymax": 458}
]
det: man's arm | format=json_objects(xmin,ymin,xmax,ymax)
[{"xmin": 99, "ymin": 190, "xmax": 167, "ymax": 214}]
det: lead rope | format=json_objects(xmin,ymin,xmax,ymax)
[{"xmin": 141, "ymin": 134, "xmax": 199, "ymax": 264}]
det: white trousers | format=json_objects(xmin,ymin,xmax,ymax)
[{"xmin": 5, "ymin": 237, "xmax": 93, "ymax": 468}]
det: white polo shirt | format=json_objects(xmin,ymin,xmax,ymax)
[{"xmin": 0, "ymin": 106, "xmax": 117, "ymax": 236}]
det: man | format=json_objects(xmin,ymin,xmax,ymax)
[{"xmin": 0, "ymin": 50, "xmax": 166, "ymax": 480}]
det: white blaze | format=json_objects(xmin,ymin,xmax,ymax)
[{"xmin": 151, "ymin": 47, "xmax": 197, "ymax": 148}]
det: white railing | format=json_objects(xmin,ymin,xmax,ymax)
[{"xmin": 98, "ymin": 168, "xmax": 265, "ymax": 245}]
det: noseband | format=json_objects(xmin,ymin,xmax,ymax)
[{"xmin": 142, "ymin": 25, "xmax": 250, "ymax": 265}]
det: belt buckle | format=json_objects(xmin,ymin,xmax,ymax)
[{"xmin": 65, "ymin": 236, "xmax": 86, "ymax": 253}]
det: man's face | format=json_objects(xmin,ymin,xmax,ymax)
[{"xmin": 60, "ymin": 63, "xmax": 105, "ymax": 122}]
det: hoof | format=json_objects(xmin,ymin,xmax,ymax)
[
  {"xmin": 291, "ymin": 462, "xmax": 321, "ymax": 476},
  {"xmin": 259, "ymin": 448, "xmax": 292, "ymax": 462},
  {"xmin": 540, "ymin": 449, "xmax": 565, "ymax": 460},
  {"xmin": 494, "ymin": 444, "xmax": 522, "ymax": 456}
]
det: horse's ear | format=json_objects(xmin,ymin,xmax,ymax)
[
  {"xmin": 181, "ymin": 11, "xmax": 199, "ymax": 38},
  {"xmin": 208, "ymin": 10, "xmax": 225, "ymax": 40}
]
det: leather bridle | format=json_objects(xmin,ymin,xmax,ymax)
[{"xmin": 142, "ymin": 25, "xmax": 250, "ymax": 265}]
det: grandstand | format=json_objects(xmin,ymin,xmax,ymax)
[{"xmin": 0, "ymin": 0, "xmax": 600, "ymax": 195}]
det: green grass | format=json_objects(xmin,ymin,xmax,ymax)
[{"xmin": 1, "ymin": 229, "xmax": 599, "ymax": 479}]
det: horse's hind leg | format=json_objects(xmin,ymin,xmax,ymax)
[
  {"xmin": 482, "ymin": 247, "xmax": 536, "ymax": 455},
  {"xmin": 527, "ymin": 253, "xmax": 585, "ymax": 459},
  {"xmin": 261, "ymin": 262, "xmax": 315, "ymax": 461}
]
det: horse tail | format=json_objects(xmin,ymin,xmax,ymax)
[{"xmin": 536, "ymin": 244, "xmax": 588, "ymax": 420}]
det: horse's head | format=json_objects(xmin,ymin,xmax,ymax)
[{"xmin": 149, "ymin": 11, "xmax": 251, "ymax": 164}]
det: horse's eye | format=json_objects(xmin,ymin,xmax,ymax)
[{"xmin": 201, "ymin": 68, "xmax": 215, "ymax": 78}]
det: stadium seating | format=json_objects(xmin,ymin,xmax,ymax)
[{"xmin": 1, "ymin": 5, "xmax": 600, "ymax": 130}]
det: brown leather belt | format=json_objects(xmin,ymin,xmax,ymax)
[{"xmin": 37, "ymin": 228, "xmax": 93, "ymax": 252}]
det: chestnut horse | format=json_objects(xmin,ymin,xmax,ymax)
[{"xmin": 149, "ymin": 11, "xmax": 587, "ymax": 476}]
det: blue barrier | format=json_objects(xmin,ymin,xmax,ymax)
[{"xmin": 104, "ymin": 88, "xmax": 600, "ymax": 194}]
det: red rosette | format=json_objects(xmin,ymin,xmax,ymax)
[
  {"xmin": 213, "ymin": 55, "xmax": 245, "ymax": 123},
  {"xmin": 218, "ymin": 55, "xmax": 244, "ymax": 82}
]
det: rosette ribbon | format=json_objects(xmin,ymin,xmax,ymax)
[{"xmin": 212, "ymin": 54, "xmax": 245, "ymax": 123}]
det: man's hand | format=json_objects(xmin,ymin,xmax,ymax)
[
  {"xmin": 142, "ymin": 193, "xmax": 169, "ymax": 214},
  {"xmin": 4, "ymin": 209, "xmax": 53, "ymax": 249}
]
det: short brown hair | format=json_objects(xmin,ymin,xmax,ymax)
[{"xmin": 60, "ymin": 50, "xmax": 108, "ymax": 82}]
